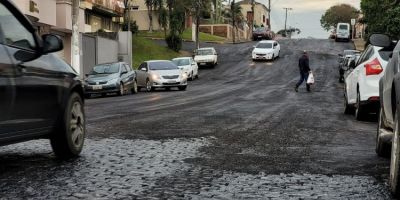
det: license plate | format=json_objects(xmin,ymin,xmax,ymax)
[
  {"xmin": 167, "ymin": 80, "xmax": 176, "ymax": 83},
  {"xmin": 200, "ymin": 63, "xmax": 206, "ymax": 65},
  {"xmin": 92, "ymin": 85, "xmax": 102, "ymax": 90},
  {"xmin": 258, "ymin": 36, "xmax": 262, "ymax": 38}
]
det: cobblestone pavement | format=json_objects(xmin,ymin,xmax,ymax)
[
  {"xmin": 0, "ymin": 39, "xmax": 395, "ymax": 199},
  {"xmin": 0, "ymin": 138, "xmax": 392, "ymax": 199}
]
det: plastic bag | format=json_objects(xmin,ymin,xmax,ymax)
[{"xmin": 307, "ymin": 72, "xmax": 315, "ymax": 85}]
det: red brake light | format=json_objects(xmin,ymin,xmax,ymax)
[{"xmin": 365, "ymin": 58, "xmax": 383, "ymax": 76}]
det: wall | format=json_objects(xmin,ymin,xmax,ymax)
[
  {"xmin": 130, "ymin": 10, "xmax": 161, "ymax": 31},
  {"xmin": 97, "ymin": 37, "xmax": 119, "ymax": 64},
  {"xmin": 118, "ymin": 32, "xmax": 132, "ymax": 67},
  {"xmin": 240, "ymin": 3, "xmax": 269, "ymax": 28},
  {"xmin": 199, "ymin": 24, "xmax": 248, "ymax": 40}
]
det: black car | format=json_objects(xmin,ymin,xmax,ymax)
[
  {"xmin": 252, "ymin": 27, "xmax": 272, "ymax": 41},
  {"xmin": 84, "ymin": 62, "xmax": 138, "ymax": 97},
  {"xmin": 370, "ymin": 34, "xmax": 400, "ymax": 196},
  {"xmin": 0, "ymin": 0, "xmax": 85, "ymax": 159}
]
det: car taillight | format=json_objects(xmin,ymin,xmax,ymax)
[{"xmin": 365, "ymin": 58, "xmax": 383, "ymax": 76}]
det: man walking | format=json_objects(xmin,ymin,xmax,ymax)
[{"xmin": 295, "ymin": 50, "xmax": 311, "ymax": 92}]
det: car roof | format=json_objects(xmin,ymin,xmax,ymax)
[
  {"xmin": 172, "ymin": 57, "xmax": 191, "ymax": 60},
  {"xmin": 147, "ymin": 60, "xmax": 171, "ymax": 63},
  {"xmin": 258, "ymin": 40, "xmax": 276, "ymax": 43},
  {"xmin": 198, "ymin": 47, "xmax": 215, "ymax": 50}
]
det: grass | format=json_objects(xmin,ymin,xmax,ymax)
[
  {"xmin": 132, "ymin": 36, "xmax": 183, "ymax": 68},
  {"xmin": 137, "ymin": 28, "xmax": 226, "ymax": 42}
]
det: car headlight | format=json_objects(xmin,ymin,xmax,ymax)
[
  {"xmin": 107, "ymin": 78, "xmax": 119, "ymax": 84},
  {"xmin": 182, "ymin": 73, "xmax": 188, "ymax": 79},
  {"xmin": 152, "ymin": 73, "xmax": 161, "ymax": 80}
]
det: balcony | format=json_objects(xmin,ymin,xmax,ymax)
[{"xmin": 84, "ymin": 0, "xmax": 124, "ymax": 17}]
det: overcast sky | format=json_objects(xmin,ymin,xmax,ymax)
[{"xmin": 257, "ymin": 0, "xmax": 361, "ymax": 38}]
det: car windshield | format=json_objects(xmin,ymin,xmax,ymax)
[
  {"xmin": 196, "ymin": 49, "xmax": 213, "ymax": 55},
  {"xmin": 90, "ymin": 63, "xmax": 120, "ymax": 74},
  {"xmin": 172, "ymin": 59, "xmax": 190, "ymax": 66},
  {"xmin": 339, "ymin": 25, "xmax": 348, "ymax": 30},
  {"xmin": 255, "ymin": 27, "xmax": 266, "ymax": 32},
  {"xmin": 256, "ymin": 43, "xmax": 273, "ymax": 49},
  {"xmin": 149, "ymin": 61, "xmax": 179, "ymax": 70}
]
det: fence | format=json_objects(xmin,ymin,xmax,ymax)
[{"xmin": 199, "ymin": 24, "xmax": 249, "ymax": 41}]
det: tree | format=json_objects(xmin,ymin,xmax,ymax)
[
  {"xmin": 225, "ymin": 1, "xmax": 244, "ymax": 43},
  {"xmin": 145, "ymin": 0, "xmax": 155, "ymax": 32},
  {"xmin": 320, "ymin": 4, "xmax": 359, "ymax": 31},
  {"xmin": 361, "ymin": 0, "xmax": 400, "ymax": 39}
]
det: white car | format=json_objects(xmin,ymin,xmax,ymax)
[
  {"xmin": 344, "ymin": 45, "xmax": 392, "ymax": 120},
  {"xmin": 172, "ymin": 57, "xmax": 199, "ymax": 80},
  {"xmin": 136, "ymin": 60, "xmax": 188, "ymax": 91},
  {"xmin": 335, "ymin": 23, "xmax": 351, "ymax": 42},
  {"xmin": 252, "ymin": 40, "xmax": 280, "ymax": 61},
  {"xmin": 194, "ymin": 47, "xmax": 218, "ymax": 67}
]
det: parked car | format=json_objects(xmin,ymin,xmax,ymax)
[
  {"xmin": 339, "ymin": 51, "xmax": 360, "ymax": 83},
  {"xmin": 136, "ymin": 60, "xmax": 188, "ymax": 91},
  {"xmin": 0, "ymin": 0, "xmax": 85, "ymax": 159},
  {"xmin": 194, "ymin": 47, "xmax": 218, "ymax": 67},
  {"xmin": 343, "ymin": 43, "xmax": 392, "ymax": 120},
  {"xmin": 84, "ymin": 62, "xmax": 137, "ymax": 97},
  {"xmin": 335, "ymin": 23, "xmax": 351, "ymax": 42},
  {"xmin": 370, "ymin": 34, "xmax": 400, "ymax": 196},
  {"xmin": 252, "ymin": 27, "xmax": 272, "ymax": 40},
  {"xmin": 252, "ymin": 40, "xmax": 280, "ymax": 61},
  {"xmin": 172, "ymin": 57, "xmax": 199, "ymax": 80}
]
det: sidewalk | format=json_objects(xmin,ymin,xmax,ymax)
[{"xmin": 353, "ymin": 39, "xmax": 366, "ymax": 51}]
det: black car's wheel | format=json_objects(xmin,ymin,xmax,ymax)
[
  {"xmin": 118, "ymin": 83, "xmax": 124, "ymax": 96},
  {"xmin": 84, "ymin": 94, "xmax": 91, "ymax": 99},
  {"xmin": 131, "ymin": 80, "xmax": 138, "ymax": 94},
  {"xmin": 344, "ymin": 91, "xmax": 354, "ymax": 115},
  {"xmin": 145, "ymin": 79, "xmax": 152, "ymax": 92},
  {"xmin": 355, "ymin": 91, "xmax": 366, "ymax": 120},
  {"xmin": 50, "ymin": 92, "xmax": 85, "ymax": 159},
  {"xmin": 376, "ymin": 108, "xmax": 391, "ymax": 157},
  {"xmin": 178, "ymin": 86, "xmax": 187, "ymax": 91},
  {"xmin": 390, "ymin": 109, "xmax": 400, "ymax": 196}
]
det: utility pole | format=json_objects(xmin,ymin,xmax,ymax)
[
  {"xmin": 231, "ymin": 0, "xmax": 236, "ymax": 44},
  {"xmin": 268, "ymin": 0, "xmax": 271, "ymax": 29},
  {"xmin": 72, "ymin": 0, "xmax": 80, "ymax": 74},
  {"xmin": 250, "ymin": 0, "xmax": 254, "ymax": 37},
  {"xmin": 194, "ymin": 0, "xmax": 201, "ymax": 49},
  {"xmin": 283, "ymin": 7, "xmax": 292, "ymax": 37}
]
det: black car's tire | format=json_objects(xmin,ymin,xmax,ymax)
[
  {"xmin": 355, "ymin": 91, "xmax": 366, "ymax": 121},
  {"xmin": 178, "ymin": 86, "xmax": 187, "ymax": 91},
  {"xmin": 145, "ymin": 79, "xmax": 152, "ymax": 92},
  {"xmin": 390, "ymin": 109, "xmax": 400, "ymax": 196},
  {"xmin": 376, "ymin": 108, "xmax": 391, "ymax": 157},
  {"xmin": 165, "ymin": 87, "xmax": 171, "ymax": 91},
  {"xmin": 118, "ymin": 83, "xmax": 124, "ymax": 96},
  {"xmin": 131, "ymin": 80, "xmax": 138, "ymax": 94},
  {"xmin": 344, "ymin": 92, "xmax": 354, "ymax": 115},
  {"xmin": 84, "ymin": 94, "xmax": 91, "ymax": 99},
  {"xmin": 50, "ymin": 92, "xmax": 85, "ymax": 159}
]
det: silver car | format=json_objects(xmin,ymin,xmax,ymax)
[{"xmin": 136, "ymin": 60, "xmax": 188, "ymax": 91}]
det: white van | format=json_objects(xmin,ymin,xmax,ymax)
[{"xmin": 336, "ymin": 23, "xmax": 351, "ymax": 42}]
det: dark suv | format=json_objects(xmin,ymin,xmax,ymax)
[{"xmin": 0, "ymin": 1, "xmax": 85, "ymax": 159}]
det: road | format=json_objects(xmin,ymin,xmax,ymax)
[{"xmin": 0, "ymin": 39, "xmax": 393, "ymax": 199}]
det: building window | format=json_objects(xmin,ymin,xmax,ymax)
[
  {"xmin": 263, "ymin": 15, "xmax": 265, "ymax": 23},
  {"xmin": 102, "ymin": 17, "xmax": 111, "ymax": 30},
  {"xmin": 85, "ymin": 12, "xmax": 90, "ymax": 25}
]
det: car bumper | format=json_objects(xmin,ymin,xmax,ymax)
[
  {"xmin": 152, "ymin": 79, "xmax": 187, "ymax": 87},
  {"xmin": 197, "ymin": 61, "xmax": 215, "ymax": 66},
  {"xmin": 252, "ymin": 54, "xmax": 273, "ymax": 60},
  {"xmin": 84, "ymin": 84, "xmax": 119, "ymax": 94}
]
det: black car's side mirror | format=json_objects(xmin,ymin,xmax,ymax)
[{"xmin": 42, "ymin": 34, "xmax": 63, "ymax": 54}]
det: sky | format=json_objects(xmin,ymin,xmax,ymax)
[{"xmin": 258, "ymin": 0, "xmax": 361, "ymax": 38}]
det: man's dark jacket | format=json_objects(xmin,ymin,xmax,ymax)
[{"xmin": 299, "ymin": 55, "xmax": 310, "ymax": 73}]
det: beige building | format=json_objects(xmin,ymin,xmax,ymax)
[
  {"xmin": 81, "ymin": 0, "xmax": 125, "ymax": 32},
  {"xmin": 238, "ymin": 0, "xmax": 270, "ymax": 29},
  {"xmin": 129, "ymin": 0, "xmax": 161, "ymax": 31}
]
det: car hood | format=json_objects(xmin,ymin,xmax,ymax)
[
  {"xmin": 151, "ymin": 69, "xmax": 182, "ymax": 76},
  {"xmin": 253, "ymin": 48, "xmax": 274, "ymax": 54},
  {"xmin": 177, "ymin": 65, "xmax": 191, "ymax": 70},
  {"xmin": 194, "ymin": 55, "xmax": 215, "ymax": 60},
  {"xmin": 86, "ymin": 73, "xmax": 119, "ymax": 82}
]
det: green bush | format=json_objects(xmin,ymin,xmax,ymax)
[
  {"xmin": 166, "ymin": 33, "xmax": 182, "ymax": 52},
  {"xmin": 122, "ymin": 21, "xmax": 139, "ymax": 34}
]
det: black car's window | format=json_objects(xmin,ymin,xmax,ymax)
[
  {"xmin": 90, "ymin": 63, "xmax": 120, "ymax": 74},
  {"xmin": 172, "ymin": 59, "xmax": 190, "ymax": 66},
  {"xmin": 0, "ymin": 4, "xmax": 36, "ymax": 50},
  {"xmin": 149, "ymin": 61, "xmax": 179, "ymax": 70},
  {"xmin": 256, "ymin": 43, "xmax": 273, "ymax": 49}
]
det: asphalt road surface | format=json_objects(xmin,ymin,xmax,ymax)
[{"xmin": 0, "ymin": 39, "xmax": 393, "ymax": 199}]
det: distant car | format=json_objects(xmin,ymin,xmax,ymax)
[
  {"xmin": 343, "ymin": 44, "xmax": 392, "ymax": 120},
  {"xmin": 338, "ymin": 50, "xmax": 360, "ymax": 65},
  {"xmin": 336, "ymin": 23, "xmax": 351, "ymax": 42},
  {"xmin": 338, "ymin": 50, "xmax": 360, "ymax": 83},
  {"xmin": 136, "ymin": 60, "xmax": 188, "ymax": 91},
  {"xmin": 84, "ymin": 62, "xmax": 138, "ymax": 97},
  {"xmin": 194, "ymin": 47, "xmax": 218, "ymax": 67},
  {"xmin": 252, "ymin": 40, "xmax": 280, "ymax": 61},
  {"xmin": 172, "ymin": 57, "xmax": 199, "ymax": 80},
  {"xmin": 252, "ymin": 27, "xmax": 272, "ymax": 40},
  {"xmin": 370, "ymin": 34, "xmax": 400, "ymax": 196},
  {"xmin": 0, "ymin": 0, "xmax": 85, "ymax": 159}
]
